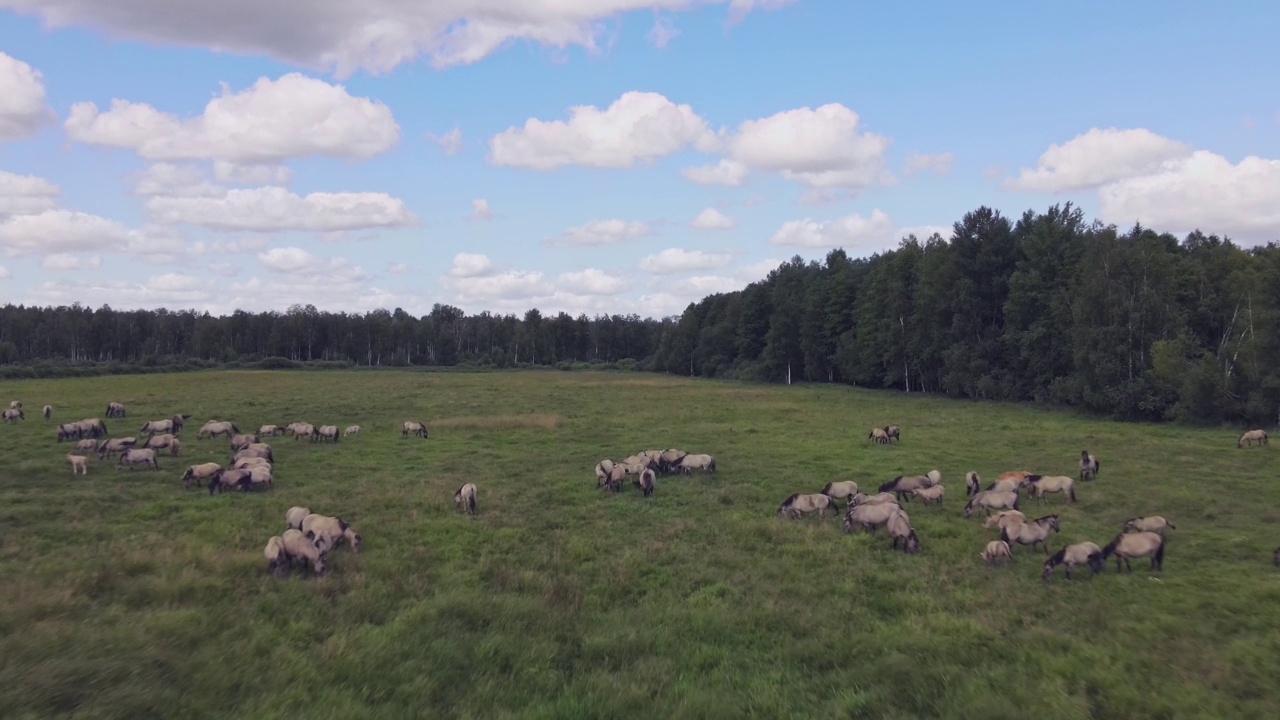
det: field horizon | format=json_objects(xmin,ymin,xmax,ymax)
[{"xmin": 2, "ymin": 369, "xmax": 1278, "ymax": 719}]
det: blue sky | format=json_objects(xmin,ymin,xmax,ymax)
[{"xmin": 0, "ymin": 0, "xmax": 1276, "ymax": 317}]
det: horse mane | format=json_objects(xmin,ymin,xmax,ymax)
[
  {"xmin": 1025, "ymin": 474, "xmax": 1042, "ymax": 483},
  {"xmin": 781, "ymin": 493, "xmax": 799, "ymax": 507},
  {"xmin": 1101, "ymin": 534, "xmax": 1123, "ymax": 557},
  {"xmin": 1033, "ymin": 514, "xmax": 1058, "ymax": 523},
  {"xmin": 879, "ymin": 477, "xmax": 901, "ymax": 493},
  {"xmin": 1045, "ymin": 547, "xmax": 1066, "ymax": 566}
]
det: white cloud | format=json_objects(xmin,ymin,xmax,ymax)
[
  {"xmin": 1098, "ymin": 151, "xmax": 1280, "ymax": 243},
  {"xmin": 467, "ymin": 198, "xmax": 493, "ymax": 222},
  {"xmin": 557, "ymin": 268, "xmax": 627, "ymax": 295},
  {"xmin": 146, "ymin": 186, "xmax": 418, "ymax": 232},
  {"xmin": 768, "ymin": 209, "xmax": 894, "ymax": 249},
  {"xmin": 0, "ymin": 209, "xmax": 184, "ymax": 260},
  {"xmin": 735, "ymin": 258, "xmax": 783, "ymax": 282},
  {"xmin": 1005, "ymin": 128, "xmax": 1191, "ymax": 192},
  {"xmin": 665, "ymin": 274, "xmax": 745, "ymax": 296},
  {"xmin": 640, "ymin": 247, "xmax": 733, "ymax": 274},
  {"xmin": 647, "ymin": 16, "xmax": 680, "ymax": 48},
  {"xmin": 41, "ymin": 253, "xmax": 102, "ymax": 271},
  {"xmin": 189, "ymin": 235, "xmax": 270, "ymax": 255},
  {"xmin": 0, "ymin": 51, "xmax": 55, "ymax": 140},
  {"xmin": 691, "ymin": 207, "xmax": 736, "ymax": 230},
  {"xmin": 132, "ymin": 163, "xmax": 226, "ymax": 198},
  {"xmin": 547, "ymin": 218, "xmax": 651, "ymax": 246},
  {"xmin": 386, "ymin": 261, "xmax": 411, "ymax": 274},
  {"xmin": 3, "ymin": 2, "xmax": 790, "ymax": 77},
  {"xmin": 903, "ymin": 151, "xmax": 953, "ymax": 176},
  {"xmin": 65, "ymin": 73, "xmax": 400, "ymax": 163},
  {"xmin": 680, "ymin": 159, "xmax": 749, "ymax": 186},
  {"xmin": 448, "ymin": 252, "xmax": 493, "ymax": 278},
  {"xmin": 257, "ymin": 246, "xmax": 372, "ymax": 286},
  {"xmin": 208, "ymin": 262, "xmax": 240, "ymax": 277},
  {"xmin": 0, "ymin": 265, "xmax": 10, "ymax": 279},
  {"xmin": 896, "ymin": 224, "xmax": 951, "ymax": 241},
  {"xmin": 427, "ymin": 127, "xmax": 463, "ymax": 155},
  {"xmin": 0, "ymin": 170, "xmax": 60, "ymax": 216},
  {"xmin": 442, "ymin": 269, "xmax": 549, "ymax": 301},
  {"xmin": 723, "ymin": 103, "xmax": 891, "ymax": 191},
  {"xmin": 489, "ymin": 91, "xmax": 716, "ymax": 170},
  {"xmin": 213, "ymin": 161, "xmax": 293, "ymax": 186}
]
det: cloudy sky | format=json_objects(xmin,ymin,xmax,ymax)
[{"xmin": 0, "ymin": 1, "xmax": 1276, "ymax": 317}]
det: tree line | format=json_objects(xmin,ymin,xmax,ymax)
[{"xmin": 2, "ymin": 203, "xmax": 1277, "ymax": 425}]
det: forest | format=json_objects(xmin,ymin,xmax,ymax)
[{"xmin": 3, "ymin": 203, "xmax": 1278, "ymax": 425}]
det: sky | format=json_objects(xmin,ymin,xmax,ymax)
[{"xmin": 0, "ymin": 0, "xmax": 1277, "ymax": 318}]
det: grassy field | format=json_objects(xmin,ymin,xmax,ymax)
[{"xmin": 1, "ymin": 369, "xmax": 1278, "ymax": 719}]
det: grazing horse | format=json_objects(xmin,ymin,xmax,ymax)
[
  {"xmin": 455, "ymin": 483, "xmax": 477, "ymax": 514},
  {"xmin": 886, "ymin": 509, "xmax": 919, "ymax": 553},
  {"xmin": 1102, "ymin": 531, "xmax": 1165, "ymax": 572},
  {"xmin": 911, "ymin": 484, "xmax": 945, "ymax": 506},
  {"xmin": 1, "ymin": 408, "xmax": 22, "ymax": 423},
  {"xmin": 879, "ymin": 474, "xmax": 935, "ymax": 503},
  {"xmin": 1028, "ymin": 475, "xmax": 1076, "ymax": 503},
  {"xmin": 965, "ymin": 472, "xmax": 981, "ymax": 497},
  {"xmin": 1041, "ymin": 542, "xmax": 1103, "ymax": 581},
  {"xmin": 1000, "ymin": 514, "xmax": 1060, "ymax": 554},
  {"xmin": 963, "ymin": 490, "xmax": 1020, "ymax": 518},
  {"xmin": 1079, "ymin": 451, "xmax": 1100, "ymax": 481},
  {"xmin": 868, "ymin": 427, "xmax": 890, "ymax": 444},
  {"xmin": 777, "ymin": 493, "xmax": 839, "ymax": 520},
  {"xmin": 821, "ymin": 480, "xmax": 859, "ymax": 505},
  {"xmin": 884, "ymin": 425, "xmax": 901, "ymax": 443},
  {"xmin": 402, "ymin": 420, "xmax": 428, "ymax": 439},
  {"xmin": 981, "ymin": 540, "xmax": 1013, "ymax": 566},
  {"xmin": 43, "ymin": 405, "xmax": 52, "ymax": 420},
  {"xmin": 1238, "ymin": 429, "xmax": 1268, "ymax": 447},
  {"xmin": 635, "ymin": 468, "xmax": 656, "ymax": 498}
]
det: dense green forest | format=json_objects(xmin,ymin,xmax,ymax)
[{"xmin": 3, "ymin": 204, "xmax": 1278, "ymax": 425}]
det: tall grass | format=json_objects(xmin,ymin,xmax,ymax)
[{"xmin": 1, "ymin": 370, "xmax": 1278, "ymax": 719}]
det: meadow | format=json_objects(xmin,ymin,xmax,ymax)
[{"xmin": 1, "ymin": 369, "xmax": 1278, "ymax": 720}]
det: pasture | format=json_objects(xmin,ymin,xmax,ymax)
[{"xmin": 2, "ymin": 369, "xmax": 1279, "ymax": 719}]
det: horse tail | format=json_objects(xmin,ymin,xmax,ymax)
[
  {"xmin": 1167, "ymin": 522, "xmax": 1177, "ymax": 530},
  {"xmin": 1154, "ymin": 538, "xmax": 1166, "ymax": 567},
  {"xmin": 879, "ymin": 477, "xmax": 900, "ymax": 494},
  {"xmin": 1012, "ymin": 494, "xmax": 1021, "ymax": 511},
  {"xmin": 1068, "ymin": 484, "xmax": 1077, "ymax": 502}
]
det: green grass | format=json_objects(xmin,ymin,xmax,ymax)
[{"xmin": 2, "ymin": 369, "xmax": 1279, "ymax": 719}]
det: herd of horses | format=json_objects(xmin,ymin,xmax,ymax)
[
  {"xmin": 770, "ymin": 423, "xmax": 1274, "ymax": 580},
  {"xmin": 4, "ymin": 399, "xmax": 478, "ymax": 579},
  {"xmin": 4, "ymin": 397, "xmax": 1275, "ymax": 581}
]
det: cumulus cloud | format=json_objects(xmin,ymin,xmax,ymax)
[
  {"xmin": 146, "ymin": 186, "xmax": 418, "ymax": 232},
  {"xmin": 489, "ymin": 91, "xmax": 716, "ymax": 170},
  {"xmin": 558, "ymin": 268, "xmax": 627, "ymax": 295},
  {"xmin": 255, "ymin": 247, "xmax": 372, "ymax": 290},
  {"xmin": 1098, "ymin": 151, "xmax": 1280, "ymax": 243},
  {"xmin": 41, "ymin": 253, "xmax": 102, "ymax": 271},
  {"xmin": 903, "ymin": 151, "xmax": 953, "ymax": 176},
  {"xmin": 467, "ymin": 198, "xmax": 493, "ymax": 222},
  {"xmin": 213, "ymin": 161, "xmax": 293, "ymax": 186},
  {"xmin": 665, "ymin": 274, "xmax": 745, "ymax": 296},
  {"xmin": 0, "ymin": 51, "xmax": 55, "ymax": 140},
  {"xmin": 132, "ymin": 163, "xmax": 226, "ymax": 198},
  {"xmin": 2, "ymin": 1, "xmax": 791, "ymax": 77},
  {"xmin": 768, "ymin": 209, "xmax": 894, "ymax": 249},
  {"xmin": 386, "ymin": 261, "xmax": 412, "ymax": 274},
  {"xmin": 691, "ymin": 207, "xmax": 735, "ymax": 230},
  {"xmin": 723, "ymin": 104, "xmax": 891, "ymax": 192},
  {"xmin": 640, "ymin": 248, "xmax": 733, "ymax": 274},
  {"xmin": 1004, "ymin": 127, "xmax": 1191, "ymax": 192},
  {"xmin": 0, "ymin": 170, "xmax": 60, "ymax": 216},
  {"xmin": 448, "ymin": 252, "xmax": 493, "ymax": 278},
  {"xmin": 0, "ymin": 265, "xmax": 10, "ymax": 279},
  {"xmin": 680, "ymin": 159, "xmax": 749, "ymax": 186},
  {"xmin": 897, "ymin": 224, "xmax": 952, "ymax": 241},
  {"xmin": 547, "ymin": 218, "xmax": 651, "ymax": 246},
  {"xmin": 427, "ymin": 127, "xmax": 463, "ymax": 155},
  {"xmin": 64, "ymin": 73, "xmax": 400, "ymax": 163},
  {"xmin": 0, "ymin": 209, "xmax": 184, "ymax": 260}
]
